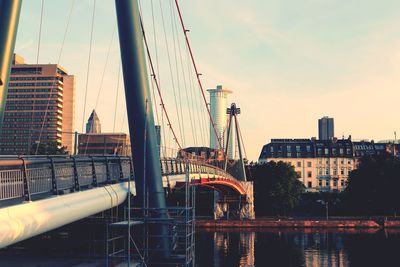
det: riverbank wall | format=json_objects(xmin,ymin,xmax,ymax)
[{"xmin": 196, "ymin": 219, "xmax": 381, "ymax": 228}]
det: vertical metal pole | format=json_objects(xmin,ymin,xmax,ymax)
[
  {"xmin": 115, "ymin": 0, "xmax": 169, "ymax": 259},
  {"xmin": 234, "ymin": 115, "xmax": 247, "ymax": 181},
  {"xmin": 0, "ymin": 0, "xmax": 22, "ymax": 130},
  {"xmin": 73, "ymin": 131, "xmax": 78, "ymax": 155},
  {"xmin": 224, "ymin": 111, "xmax": 233, "ymax": 171}
]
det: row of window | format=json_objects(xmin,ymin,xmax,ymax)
[
  {"xmin": 6, "ymin": 106, "xmax": 60, "ymax": 110},
  {"xmin": 10, "ymin": 76, "xmax": 61, "ymax": 81},
  {"xmin": 2, "ymin": 123, "xmax": 61, "ymax": 129},
  {"xmin": 6, "ymin": 100, "xmax": 60, "ymax": 105},
  {"xmin": 305, "ymin": 180, "xmax": 346, "ymax": 188},
  {"xmin": 8, "ymin": 88, "xmax": 62, "ymax": 93},
  {"xmin": 11, "ymin": 67, "xmax": 42, "ymax": 75},
  {"xmin": 9, "ymin": 82, "xmax": 58, "ymax": 87},
  {"xmin": 7, "ymin": 94, "xmax": 61, "ymax": 99},
  {"xmin": 4, "ymin": 112, "xmax": 60, "ymax": 116},
  {"xmin": 3, "ymin": 117, "xmax": 60, "ymax": 122}
]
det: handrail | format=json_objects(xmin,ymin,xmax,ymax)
[{"xmin": 0, "ymin": 156, "xmax": 240, "ymax": 202}]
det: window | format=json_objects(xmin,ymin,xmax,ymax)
[
  {"xmin": 340, "ymin": 148, "xmax": 344, "ymax": 155},
  {"xmin": 332, "ymin": 148, "xmax": 337, "ymax": 155},
  {"xmin": 307, "ymin": 171, "xmax": 312, "ymax": 178},
  {"xmin": 333, "ymin": 181, "xmax": 338, "ymax": 187},
  {"xmin": 326, "ymin": 168, "xmax": 329, "ymax": 175},
  {"xmin": 346, "ymin": 148, "xmax": 351, "ymax": 155},
  {"xmin": 319, "ymin": 168, "xmax": 322, "ymax": 175},
  {"xmin": 319, "ymin": 180, "xmax": 322, "ymax": 187},
  {"xmin": 307, "ymin": 181, "xmax": 312, "ymax": 188},
  {"xmin": 306, "ymin": 145, "xmax": 311, "ymax": 152},
  {"xmin": 341, "ymin": 180, "xmax": 345, "ymax": 186},
  {"xmin": 297, "ymin": 161, "xmax": 301, "ymax": 167},
  {"xmin": 325, "ymin": 148, "xmax": 329, "ymax": 155},
  {"xmin": 296, "ymin": 171, "xmax": 302, "ymax": 178},
  {"xmin": 333, "ymin": 168, "xmax": 337, "ymax": 175},
  {"xmin": 307, "ymin": 161, "xmax": 312, "ymax": 167},
  {"xmin": 318, "ymin": 148, "xmax": 322, "ymax": 155},
  {"xmin": 287, "ymin": 145, "xmax": 291, "ymax": 151},
  {"xmin": 270, "ymin": 147, "xmax": 274, "ymax": 152},
  {"xmin": 296, "ymin": 145, "xmax": 301, "ymax": 152},
  {"xmin": 341, "ymin": 168, "xmax": 344, "ymax": 175},
  {"xmin": 326, "ymin": 181, "xmax": 329, "ymax": 187},
  {"xmin": 287, "ymin": 152, "xmax": 292, "ymax": 157}
]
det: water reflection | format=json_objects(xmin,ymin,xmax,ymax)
[{"xmin": 196, "ymin": 228, "xmax": 400, "ymax": 267}]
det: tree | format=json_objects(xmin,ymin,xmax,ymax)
[
  {"xmin": 30, "ymin": 142, "xmax": 68, "ymax": 155},
  {"xmin": 344, "ymin": 153, "xmax": 400, "ymax": 216},
  {"xmin": 248, "ymin": 161, "xmax": 305, "ymax": 216}
]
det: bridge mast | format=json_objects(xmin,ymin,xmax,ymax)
[
  {"xmin": 224, "ymin": 103, "xmax": 247, "ymax": 181},
  {"xmin": 115, "ymin": 0, "xmax": 170, "ymax": 258},
  {"xmin": 0, "ymin": 0, "xmax": 22, "ymax": 131}
]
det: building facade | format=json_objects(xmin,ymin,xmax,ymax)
[
  {"xmin": 0, "ymin": 54, "xmax": 75, "ymax": 154},
  {"xmin": 78, "ymin": 133, "xmax": 131, "ymax": 156},
  {"xmin": 318, "ymin": 116, "xmax": 334, "ymax": 140},
  {"xmin": 259, "ymin": 138, "xmax": 354, "ymax": 192}
]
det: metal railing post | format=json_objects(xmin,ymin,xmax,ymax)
[
  {"xmin": 117, "ymin": 156, "xmax": 124, "ymax": 181},
  {"xmin": 105, "ymin": 156, "xmax": 111, "ymax": 183},
  {"xmin": 72, "ymin": 157, "xmax": 80, "ymax": 191},
  {"xmin": 91, "ymin": 157, "xmax": 98, "ymax": 187},
  {"xmin": 49, "ymin": 157, "xmax": 58, "ymax": 194},
  {"xmin": 20, "ymin": 158, "xmax": 31, "ymax": 202}
]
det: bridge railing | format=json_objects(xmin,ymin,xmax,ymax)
[
  {"xmin": 0, "ymin": 156, "xmax": 239, "ymax": 202},
  {"xmin": 0, "ymin": 156, "xmax": 132, "ymax": 202}
]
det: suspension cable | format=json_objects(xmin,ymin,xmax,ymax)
[
  {"xmin": 169, "ymin": 0, "xmax": 197, "ymax": 147},
  {"xmin": 139, "ymin": 15, "xmax": 182, "ymax": 149},
  {"xmin": 159, "ymin": 0, "xmax": 185, "ymax": 147},
  {"xmin": 113, "ymin": 61, "xmax": 121, "ymax": 133},
  {"xmin": 174, "ymin": 0, "xmax": 224, "ymax": 152},
  {"xmin": 34, "ymin": 0, "xmax": 75, "ymax": 155},
  {"xmin": 27, "ymin": 0, "xmax": 45, "ymax": 154},
  {"xmin": 81, "ymin": 0, "xmax": 96, "ymax": 133}
]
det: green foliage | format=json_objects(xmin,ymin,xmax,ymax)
[
  {"xmin": 344, "ymin": 153, "xmax": 400, "ymax": 216},
  {"xmin": 30, "ymin": 142, "xmax": 68, "ymax": 155},
  {"xmin": 248, "ymin": 161, "xmax": 305, "ymax": 216}
]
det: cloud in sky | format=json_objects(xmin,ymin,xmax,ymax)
[{"xmin": 13, "ymin": 0, "xmax": 400, "ymax": 160}]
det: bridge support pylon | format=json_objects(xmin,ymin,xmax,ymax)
[{"xmin": 213, "ymin": 181, "xmax": 254, "ymax": 220}]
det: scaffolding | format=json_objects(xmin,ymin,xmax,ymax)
[{"xmin": 106, "ymin": 161, "xmax": 195, "ymax": 266}]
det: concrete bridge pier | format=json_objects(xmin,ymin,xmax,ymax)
[{"xmin": 213, "ymin": 181, "xmax": 255, "ymax": 220}]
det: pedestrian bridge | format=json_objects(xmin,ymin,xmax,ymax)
[{"xmin": 0, "ymin": 156, "xmax": 253, "ymax": 248}]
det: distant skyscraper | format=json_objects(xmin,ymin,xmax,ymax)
[
  {"xmin": 207, "ymin": 85, "xmax": 232, "ymax": 155},
  {"xmin": 318, "ymin": 116, "xmax": 334, "ymax": 140},
  {"xmin": 86, "ymin": 109, "xmax": 101, "ymax": 133},
  {"xmin": 0, "ymin": 54, "xmax": 75, "ymax": 154}
]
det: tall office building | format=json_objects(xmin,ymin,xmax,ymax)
[
  {"xmin": 318, "ymin": 116, "xmax": 334, "ymax": 140},
  {"xmin": 207, "ymin": 85, "xmax": 232, "ymax": 156},
  {"xmin": 0, "ymin": 54, "xmax": 75, "ymax": 154},
  {"xmin": 86, "ymin": 109, "xmax": 101, "ymax": 133}
]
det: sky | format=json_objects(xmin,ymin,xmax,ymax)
[{"xmin": 14, "ymin": 0, "xmax": 400, "ymax": 161}]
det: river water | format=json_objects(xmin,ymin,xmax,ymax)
[
  {"xmin": 195, "ymin": 228, "xmax": 400, "ymax": 267},
  {"xmin": 1, "ymin": 228, "xmax": 399, "ymax": 266}
]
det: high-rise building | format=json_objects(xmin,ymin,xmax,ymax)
[
  {"xmin": 207, "ymin": 85, "xmax": 232, "ymax": 155},
  {"xmin": 0, "ymin": 54, "xmax": 75, "ymax": 154},
  {"xmin": 86, "ymin": 109, "xmax": 101, "ymax": 133},
  {"xmin": 318, "ymin": 116, "xmax": 334, "ymax": 140}
]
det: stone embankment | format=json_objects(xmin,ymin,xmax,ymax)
[{"xmin": 196, "ymin": 219, "xmax": 381, "ymax": 228}]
